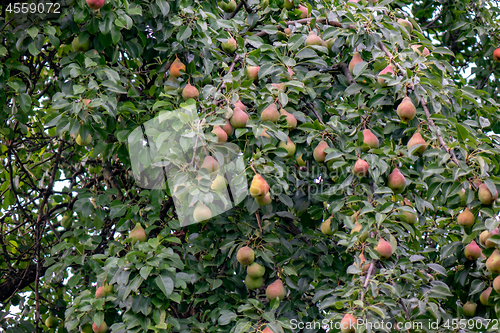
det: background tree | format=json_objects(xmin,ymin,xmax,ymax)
[{"xmin": 1, "ymin": 0, "xmax": 500, "ymax": 332}]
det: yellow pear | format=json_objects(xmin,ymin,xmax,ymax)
[
  {"xmin": 250, "ymin": 174, "xmax": 270, "ymax": 198},
  {"xmin": 278, "ymin": 137, "xmax": 296, "ymax": 158},
  {"xmin": 313, "ymin": 141, "xmax": 329, "ymax": 162}
]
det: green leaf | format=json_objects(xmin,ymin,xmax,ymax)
[{"xmin": 155, "ymin": 274, "xmax": 174, "ymax": 297}]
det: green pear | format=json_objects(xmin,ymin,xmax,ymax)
[
  {"xmin": 237, "ymin": 246, "xmax": 255, "ymax": 265},
  {"xmin": 247, "ymin": 262, "xmax": 265, "ymax": 278},
  {"xmin": 245, "ymin": 275, "xmax": 264, "ymax": 290}
]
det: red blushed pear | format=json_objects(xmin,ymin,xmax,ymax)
[
  {"xmin": 353, "ymin": 159, "xmax": 369, "ymax": 177},
  {"xmin": 354, "ymin": 253, "xmax": 370, "ymax": 272},
  {"xmin": 266, "ymin": 279, "xmax": 286, "ymax": 301},
  {"xmin": 478, "ymin": 183, "xmax": 498, "ymax": 205},
  {"xmin": 297, "ymin": 4, "xmax": 308, "ymax": 18},
  {"xmin": 486, "ymin": 249, "xmax": 500, "ymax": 274},
  {"xmin": 86, "ymin": 0, "xmax": 104, "ymax": 9},
  {"xmin": 280, "ymin": 109, "xmax": 297, "ymax": 129},
  {"xmin": 375, "ymin": 238, "xmax": 393, "ymax": 259},
  {"xmin": 182, "ymin": 82, "xmax": 199, "ymax": 100},
  {"xmin": 361, "ymin": 129, "xmax": 379, "ymax": 152},
  {"xmin": 480, "ymin": 287, "xmax": 492, "ymax": 306},
  {"xmin": 493, "ymin": 47, "xmax": 500, "ymax": 62},
  {"xmin": 212, "ymin": 126, "xmax": 227, "ymax": 143},
  {"xmin": 130, "ymin": 224, "xmax": 147, "ymax": 243},
  {"xmin": 233, "ymin": 100, "xmax": 246, "ymax": 111},
  {"xmin": 340, "ymin": 314, "xmax": 357, "ymax": 333},
  {"xmin": 464, "ymin": 240, "xmax": 481, "ymax": 260},
  {"xmin": 457, "ymin": 208, "xmax": 475, "ymax": 227},
  {"xmin": 230, "ymin": 107, "xmax": 249, "ymax": 128},
  {"xmin": 92, "ymin": 322, "xmax": 107, "ymax": 333},
  {"xmin": 348, "ymin": 52, "xmax": 364, "ymax": 73},
  {"xmin": 246, "ymin": 66, "xmax": 260, "ymax": 82},
  {"xmin": 250, "ymin": 174, "xmax": 270, "ymax": 198},
  {"xmin": 484, "ymin": 228, "xmax": 499, "ymax": 248},
  {"xmin": 221, "ymin": 37, "xmax": 237, "ymax": 53},
  {"xmin": 493, "ymin": 275, "xmax": 500, "ymax": 293},
  {"xmin": 377, "ymin": 64, "xmax": 394, "ymax": 86},
  {"xmin": 387, "ymin": 168, "xmax": 406, "ymax": 193},
  {"xmin": 262, "ymin": 327, "xmax": 273, "ymax": 333},
  {"xmin": 261, "ymin": 103, "xmax": 280, "ymax": 122},
  {"xmin": 396, "ymin": 97, "xmax": 417, "ymax": 122},
  {"xmin": 313, "ymin": 141, "xmax": 329, "ymax": 163},
  {"xmin": 411, "ymin": 45, "xmax": 430, "ymax": 57},
  {"xmin": 407, "ymin": 132, "xmax": 427, "ymax": 156},
  {"xmin": 222, "ymin": 119, "xmax": 233, "ymax": 136},
  {"xmin": 201, "ymin": 156, "xmax": 219, "ymax": 172}
]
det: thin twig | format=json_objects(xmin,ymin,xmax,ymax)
[
  {"xmin": 227, "ymin": 1, "xmax": 244, "ymax": 20},
  {"xmin": 419, "ymin": 97, "xmax": 460, "ymax": 166}
]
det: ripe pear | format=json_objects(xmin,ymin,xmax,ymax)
[
  {"xmin": 72, "ymin": 36, "xmax": 91, "ymax": 52},
  {"xmin": 480, "ymin": 287, "xmax": 492, "ymax": 306},
  {"xmin": 304, "ymin": 31, "xmax": 323, "ymax": 46},
  {"xmin": 86, "ymin": 0, "xmax": 105, "ymax": 9},
  {"xmin": 377, "ymin": 64, "xmax": 394, "ymax": 86},
  {"xmin": 233, "ymin": 100, "xmax": 247, "ymax": 111},
  {"xmin": 45, "ymin": 315, "xmax": 58, "ymax": 328},
  {"xmin": 245, "ymin": 275, "xmax": 264, "ymax": 290},
  {"xmin": 340, "ymin": 314, "xmax": 357, "ymax": 333},
  {"xmin": 361, "ymin": 129, "xmax": 379, "ymax": 151},
  {"xmin": 297, "ymin": 5, "xmax": 308, "ymax": 18},
  {"xmin": 387, "ymin": 168, "xmax": 406, "ymax": 194},
  {"xmin": 464, "ymin": 240, "xmax": 481, "ymax": 260},
  {"xmin": 493, "ymin": 275, "xmax": 500, "ymax": 293},
  {"xmin": 246, "ymin": 66, "xmax": 260, "ymax": 81},
  {"xmin": 130, "ymin": 223, "xmax": 147, "ymax": 243},
  {"xmin": 400, "ymin": 210, "xmax": 417, "ymax": 225},
  {"xmin": 463, "ymin": 302, "xmax": 476, "ymax": 317},
  {"xmin": 351, "ymin": 222, "xmax": 368, "ymax": 242},
  {"xmin": 348, "ymin": 52, "xmax": 364, "ymax": 73},
  {"xmin": 407, "ymin": 132, "xmax": 427, "ymax": 156},
  {"xmin": 278, "ymin": 137, "xmax": 296, "ymax": 158},
  {"xmin": 247, "ymin": 262, "xmax": 265, "ymax": 278},
  {"xmin": 457, "ymin": 208, "xmax": 475, "ymax": 227},
  {"xmin": 411, "ymin": 45, "xmax": 430, "ymax": 57},
  {"xmin": 95, "ymin": 286, "xmax": 106, "ymax": 298},
  {"xmin": 258, "ymin": 128, "xmax": 271, "ymax": 138},
  {"xmin": 486, "ymin": 249, "xmax": 500, "ymax": 274},
  {"xmin": 484, "ymin": 228, "xmax": 499, "ymax": 248},
  {"xmin": 478, "ymin": 183, "xmax": 498, "ymax": 205},
  {"xmin": 266, "ymin": 279, "xmax": 285, "ymax": 301},
  {"xmin": 261, "ymin": 103, "xmax": 280, "ymax": 122},
  {"xmin": 250, "ymin": 174, "xmax": 270, "ymax": 198},
  {"xmin": 222, "ymin": 37, "xmax": 237, "ymax": 53},
  {"xmin": 280, "ymin": 109, "xmax": 297, "ymax": 129},
  {"xmin": 230, "ymin": 107, "xmax": 249, "ymax": 128},
  {"xmin": 353, "ymin": 159, "xmax": 369, "ymax": 177},
  {"xmin": 313, "ymin": 141, "xmax": 329, "ymax": 162},
  {"xmin": 211, "ymin": 174, "xmax": 227, "ymax": 191},
  {"xmin": 61, "ymin": 215, "xmax": 72, "ymax": 229},
  {"xmin": 397, "ymin": 18, "xmax": 413, "ymax": 32},
  {"xmin": 170, "ymin": 57, "xmax": 186, "ymax": 77},
  {"xmin": 76, "ymin": 134, "xmax": 92, "ymax": 146},
  {"xmin": 396, "ymin": 97, "xmax": 417, "ymax": 122},
  {"xmin": 181, "ymin": 82, "xmax": 199, "ymax": 100},
  {"xmin": 92, "ymin": 321, "xmax": 107, "ymax": 333},
  {"xmin": 354, "ymin": 253, "xmax": 370, "ymax": 272},
  {"xmin": 494, "ymin": 48, "xmax": 500, "ymax": 62},
  {"xmin": 255, "ymin": 192, "xmax": 272, "ymax": 206},
  {"xmin": 375, "ymin": 238, "xmax": 393, "ymax": 259},
  {"xmin": 222, "ymin": 119, "xmax": 233, "ymax": 136},
  {"xmin": 262, "ymin": 327, "xmax": 273, "ymax": 333},
  {"xmin": 237, "ymin": 246, "xmax": 255, "ymax": 265},
  {"xmin": 82, "ymin": 99, "xmax": 91, "ymax": 106},
  {"xmin": 212, "ymin": 126, "xmax": 228, "ymax": 143},
  {"xmin": 201, "ymin": 156, "xmax": 219, "ymax": 172},
  {"xmin": 296, "ymin": 154, "xmax": 306, "ymax": 167},
  {"xmin": 321, "ymin": 217, "xmax": 334, "ymax": 235},
  {"xmin": 193, "ymin": 203, "xmax": 212, "ymax": 222}
]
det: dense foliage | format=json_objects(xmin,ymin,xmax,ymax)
[{"xmin": 1, "ymin": 0, "xmax": 500, "ymax": 332}]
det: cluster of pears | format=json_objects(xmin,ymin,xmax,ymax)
[
  {"xmin": 250, "ymin": 174, "xmax": 271, "ymax": 206},
  {"xmin": 167, "ymin": 56, "xmax": 201, "ymax": 101},
  {"xmin": 237, "ymin": 246, "xmax": 264, "ymax": 290}
]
